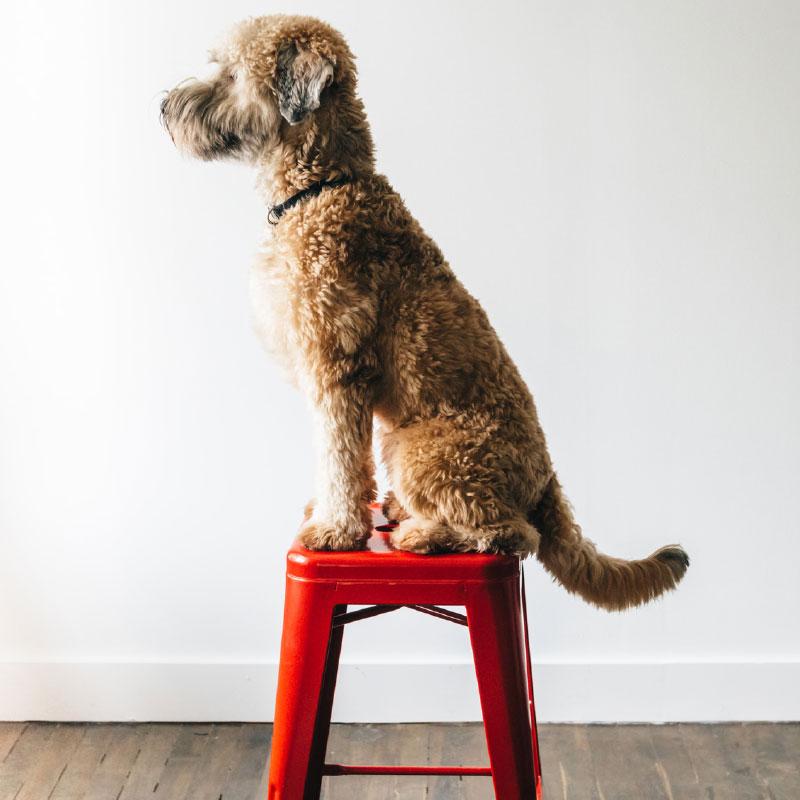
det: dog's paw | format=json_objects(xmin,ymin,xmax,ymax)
[
  {"xmin": 391, "ymin": 516, "xmax": 540, "ymax": 557},
  {"xmin": 390, "ymin": 518, "xmax": 458, "ymax": 554},
  {"xmin": 381, "ymin": 491, "xmax": 410, "ymax": 523},
  {"xmin": 298, "ymin": 518, "xmax": 371, "ymax": 551},
  {"xmin": 302, "ymin": 498, "xmax": 315, "ymax": 523}
]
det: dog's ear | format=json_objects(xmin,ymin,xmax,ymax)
[{"xmin": 276, "ymin": 41, "xmax": 334, "ymax": 125}]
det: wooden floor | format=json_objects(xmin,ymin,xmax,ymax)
[{"xmin": 0, "ymin": 722, "xmax": 797, "ymax": 799}]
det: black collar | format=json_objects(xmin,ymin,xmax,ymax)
[{"xmin": 267, "ymin": 177, "xmax": 351, "ymax": 225}]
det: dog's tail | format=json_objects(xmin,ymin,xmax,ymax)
[{"xmin": 529, "ymin": 475, "xmax": 689, "ymax": 611}]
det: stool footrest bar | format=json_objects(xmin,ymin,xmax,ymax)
[{"xmin": 322, "ymin": 763, "xmax": 492, "ymax": 776}]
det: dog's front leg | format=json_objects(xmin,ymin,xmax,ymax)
[{"xmin": 298, "ymin": 381, "xmax": 375, "ymax": 550}]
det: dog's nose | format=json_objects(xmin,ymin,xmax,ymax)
[{"xmin": 285, "ymin": 108, "xmax": 308, "ymax": 126}]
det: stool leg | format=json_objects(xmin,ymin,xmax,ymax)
[
  {"xmin": 303, "ymin": 605, "xmax": 346, "ymax": 800},
  {"xmin": 466, "ymin": 576, "xmax": 539, "ymax": 799},
  {"xmin": 267, "ymin": 577, "xmax": 337, "ymax": 800},
  {"xmin": 521, "ymin": 570, "xmax": 543, "ymax": 796}
]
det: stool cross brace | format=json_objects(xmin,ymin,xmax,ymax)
[{"xmin": 332, "ymin": 603, "xmax": 468, "ymax": 628}]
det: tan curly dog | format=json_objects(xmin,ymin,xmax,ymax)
[{"xmin": 162, "ymin": 14, "xmax": 688, "ymax": 610}]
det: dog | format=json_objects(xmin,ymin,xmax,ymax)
[{"xmin": 161, "ymin": 14, "xmax": 689, "ymax": 610}]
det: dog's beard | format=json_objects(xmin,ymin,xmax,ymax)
[{"xmin": 161, "ymin": 77, "xmax": 273, "ymax": 162}]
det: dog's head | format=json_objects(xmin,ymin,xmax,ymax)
[{"xmin": 161, "ymin": 15, "xmax": 355, "ymax": 163}]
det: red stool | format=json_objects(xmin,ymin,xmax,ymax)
[{"xmin": 267, "ymin": 507, "xmax": 543, "ymax": 799}]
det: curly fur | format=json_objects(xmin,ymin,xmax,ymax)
[{"xmin": 162, "ymin": 14, "xmax": 689, "ymax": 611}]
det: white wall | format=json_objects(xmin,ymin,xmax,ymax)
[{"xmin": 1, "ymin": 0, "xmax": 798, "ymax": 722}]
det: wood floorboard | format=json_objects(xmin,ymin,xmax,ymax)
[
  {"xmin": 586, "ymin": 723, "xmax": 654, "ymax": 800},
  {"xmin": 15, "ymin": 724, "xmax": 85, "ymax": 800},
  {"xmin": 217, "ymin": 723, "xmax": 271, "ymax": 800},
  {"xmin": 0, "ymin": 725, "xmax": 26, "ymax": 765},
  {"xmin": 540, "ymin": 723, "xmax": 600, "ymax": 800},
  {"xmin": 746, "ymin": 723, "xmax": 800, "ymax": 800},
  {"xmin": 647, "ymin": 723, "xmax": 704, "ymax": 800},
  {"xmin": 148, "ymin": 723, "xmax": 213, "ymax": 800},
  {"xmin": 0, "ymin": 723, "xmax": 56, "ymax": 800},
  {"xmin": 678, "ymin": 723, "xmax": 765, "ymax": 800},
  {"xmin": 180, "ymin": 724, "xmax": 243, "ymax": 800},
  {"xmin": 426, "ymin": 722, "xmax": 492, "ymax": 799},
  {"xmin": 323, "ymin": 722, "xmax": 432, "ymax": 799},
  {"xmin": 81, "ymin": 724, "xmax": 147, "ymax": 800},
  {"xmin": 614, "ymin": 725, "xmax": 671, "ymax": 799},
  {"xmin": 117, "ymin": 724, "xmax": 182, "ymax": 800},
  {"xmin": 49, "ymin": 725, "xmax": 120, "ymax": 800},
  {"xmin": 0, "ymin": 722, "xmax": 796, "ymax": 799},
  {"xmin": 0, "ymin": 725, "xmax": 27, "ymax": 800}
]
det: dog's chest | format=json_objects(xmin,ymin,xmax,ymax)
[{"xmin": 249, "ymin": 240, "xmax": 304, "ymax": 379}]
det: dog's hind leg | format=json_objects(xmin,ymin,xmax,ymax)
[
  {"xmin": 381, "ymin": 490, "xmax": 410, "ymax": 522},
  {"xmin": 389, "ymin": 517, "xmax": 459, "ymax": 553},
  {"xmin": 461, "ymin": 516, "xmax": 540, "ymax": 556},
  {"xmin": 391, "ymin": 514, "xmax": 540, "ymax": 557},
  {"xmin": 380, "ymin": 415, "xmax": 543, "ymax": 556}
]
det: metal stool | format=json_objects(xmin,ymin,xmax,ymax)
[{"xmin": 267, "ymin": 507, "xmax": 543, "ymax": 799}]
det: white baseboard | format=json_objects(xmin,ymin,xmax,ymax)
[{"xmin": 0, "ymin": 661, "xmax": 797, "ymax": 723}]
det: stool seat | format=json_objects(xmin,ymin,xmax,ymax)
[
  {"xmin": 288, "ymin": 521, "xmax": 519, "ymax": 582},
  {"xmin": 268, "ymin": 505, "xmax": 543, "ymax": 799}
]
